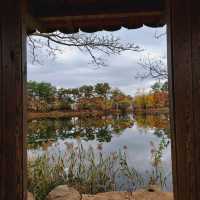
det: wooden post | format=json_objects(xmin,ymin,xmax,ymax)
[
  {"xmin": 0, "ymin": 0, "xmax": 27, "ymax": 199},
  {"xmin": 168, "ymin": 0, "xmax": 200, "ymax": 199}
]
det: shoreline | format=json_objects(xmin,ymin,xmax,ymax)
[
  {"xmin": 28, "ymin": 108, "xmax": 169, "ymax": 121},
  {"xmin": 28, "ymin": 110, "xmax": 120, "ymax": 121}
]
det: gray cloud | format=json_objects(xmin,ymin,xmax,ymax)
[{"xmin": 28, "ymin": 26, "xmax": 166, "ymax": 95}]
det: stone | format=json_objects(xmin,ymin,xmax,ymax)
[
  {"xmin": 134, "ymin": 190, "xmax": 173, "ymax": 200},
  {"xmin": 82, "ymin": 191, "xmax": 173, "ymax": 200},
  {"xmin": 27, "ymin": 192, "xmax": 35, "ymax": 200},
  {"xmin": 46, "ymin": 185, "xmax": 81, "ymax": 200},
  {"xmin": 146, "ymin": 184, "xmax": 161, "ymax": 192}
]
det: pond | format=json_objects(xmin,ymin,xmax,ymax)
[{"xmin": 27, "ymin": 114, "xmax": 172, "ymax": 192}]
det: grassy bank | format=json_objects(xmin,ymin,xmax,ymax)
[
  {"xmin": 28, "ymin": 110, "xmax": 121, "ymax": 121},
  {"xmin": 28, "ymin": 146, "xmax": 143, "ymax": 200},
  {"xmin": 28, "ymin": 108, "xmax": 168, "ymax": 121},
  {"xmin": 28, "ymin": 142, "xmax": 169, "ymax": 200}
]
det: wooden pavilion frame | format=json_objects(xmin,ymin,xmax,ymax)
[{"xmin": 0, "ymin": 0, "xmax": 200, "ymax": 199}]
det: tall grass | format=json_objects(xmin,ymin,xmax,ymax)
[
  {"xmin": 148, "ymin": 134, "xmax": 171, "ymax": 189},
  {"xmin": 27, "ymin": 145, "xmax": 143, "ymax": 200},
  {"xmin": 28, "ymin": 137, "xmax": 170, "ymax": 200},
  {"xmin": 27, "ymin": 154, "xmax": 66, "ymax": 200}
]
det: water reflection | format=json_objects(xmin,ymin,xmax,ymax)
[
  {"xmin": 28, "ymin": 115, "xmax": 137, "ymax": 149},
  {"xmin": 27, "ymin": 114, "xmax": 172, "ymax": 191}
]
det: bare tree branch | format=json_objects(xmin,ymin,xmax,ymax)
[
  {"xmin": 154, "ymin": 31, "xmax": 166, "ymax": 39},
  {"xmin": 136, "ymin": 56, "xmax": 168, "ymax": 80},
  {"xmin": 28, "ymin": 31, "xmax": 142, "ymax": 66},
  {"xmin": 134, "ymin": 29, "xmax": 167, "ymax": 81}
]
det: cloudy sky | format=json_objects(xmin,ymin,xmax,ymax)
[{"xmin": 28, "ymin": 26, "xmax": 166, "ymax": 96}]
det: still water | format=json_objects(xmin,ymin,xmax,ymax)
[{"xmin": 27, "ymin": 114, "xmax": 172, "ymax": 191}]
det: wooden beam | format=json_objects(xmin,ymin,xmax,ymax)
[
  {"xmin": 29, "ymin": 0, "xmax": 164, "ymax": 18},
  {"xmin": 36, "ymin": 11, "xmax": 164, "ymax": 33},
  {"xmin": 168, "ymin": 0, "xmax": 200, "ymax": 199},
  {"xmin": 26, "ymin": 14, "xmax": 46, "ymax": 34},
  {"xmin": 0, "ymin": 0, "xmax": 27, "ymax": 199},
  {"xmin": 28, "ymin": 0, "xmax": 165, "ymax": 34}
]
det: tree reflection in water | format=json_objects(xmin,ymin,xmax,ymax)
[
  {"xmin": 27, "ymin": 114, "xmax": 169, "ymax": 150},
  {"xmin": 135, "ymin": 114, "xmax": 170, "ymax": 137},
  {"xmin": 27, "ymin": 115, "xmax": 135, "ymax": 149},
  {"xmin": 27, "ymin": 114, "xmax": 172, "ymax": 191}
]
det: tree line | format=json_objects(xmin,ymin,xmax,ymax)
[
  {"xmin": 27, "ymin": 81, "xmax": 134, "ymax": 114},
  {"xmin": 133, "ymin": 81, "xmax": 169, "ymax": 111},
  {"xmin": 28, "ymin": 81, "xmax": 169, "ymax": 114}
]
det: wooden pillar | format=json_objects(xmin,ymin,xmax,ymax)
[
  {"xmin": 168, "ymin": 0, "xmax": 200, "ymax": 199},
  {"xmin": 0, "ymin": 0, "xmax": 27, "ymax": 200}
]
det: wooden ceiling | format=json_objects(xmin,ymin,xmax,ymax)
[{"xmin": 28, "ymin": 0, "xmax": 166, "ymax": 34}]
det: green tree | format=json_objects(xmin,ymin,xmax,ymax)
[
  {"xmin": 111, "ymin": 89, "xmax": 125, "ymax": 99},
  {"xmin": 27, "ymin": 81, "xmax": 38, "ymax": 97},
  {"xmin": 79, "ymin": 85, "xmax": 94, "ymax": 98},
  {"xmin": 38, "ymin": 82, "xmax": 55, "ymax": 102},
  {"xmin": 161, "ymin": 81, "xmax": 168, "ymax": 92},
  {"xmin": 95, "ymin": 83, "xmax": 111, "ymax": 99},
  {"xmin": 151, "ymin": 82, "xmax": 162, "ymax": 92},
  {"xmin": 71, "ymin": 88, "xmax": 80, "ymax": 101}
]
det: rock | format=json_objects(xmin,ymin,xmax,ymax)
[
  {"xmin": 134, "ymin": 190, "xmax": 173, "ymax": 200},
  {"xmin": 46, "ymin": 185, "xmax": 81, "ymax": 200},
  {"xmin": 82, "ymin": 191, "xmax": 173, "ymax": 200},
  {"xmin": 83, "ymin": 192, "xmax": 133, "ymax": 200},
  {"xmin": 146, "ymin": 184, "xmax": 161, "ymax": 192},
  {"xmin": 27, "ymin": 192, "xmax": 35, "ymax": 200}
]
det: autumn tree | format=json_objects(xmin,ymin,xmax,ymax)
[
  {"xmin": 134, "ymin": 91, "xmax": 147, "ymax": 110},
  {"xmin": 27, "ymin": 81, "xmax": 56, "ymax": 111},
  {"xmin": 111, "ymin": 89, "xmax": 133, "ymax": 113},
  {"xmin": 28, "ymin": 81, "xmax": 134, "ymax": 114},
  {"xmin": 134, "ymin": 82, "xmax": 169, "ymax": 111},
  {"xmin": 56, "ymin": 88, "xmax": 74, "ymax": 110}
]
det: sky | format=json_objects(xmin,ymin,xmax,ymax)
[{"xmin": 27, "ymin": 26, "xmax": 166, "ymax": 96}]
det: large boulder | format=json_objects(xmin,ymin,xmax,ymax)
[
  {"xmin": 83, "ymin": 189, "xmax": 173, "ymax": 200},
  {"xmin": 46, "ymin": 185, "xmax": 81, "ymax": 200},
  {"xmin": 133, "ymin": 190, "xmax": 173, "ymax": 200},
  {"xmin": 83, "ymin": 192, "xmax": 133, "ymax": 200},
  {"xmin": 27, "ymin": 192, "xmax": 35, "ymax": 200},
  {"xmin": 146, "ymin": 184, "xmax": 161, "ymax": 192}
]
